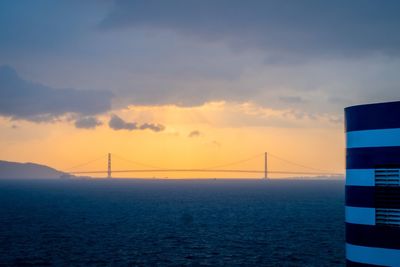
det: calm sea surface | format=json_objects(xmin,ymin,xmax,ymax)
[{"xmin": 0, "ymin": 179, "xmax": 344, "ymax": 266}]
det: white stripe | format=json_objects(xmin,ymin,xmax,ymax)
[
  {"xmin": 346, "ymin": 169, "xmax": 375, "ymax": 186},
  {"xmin": 346, "ymin": 243, "xmax": 400, "ymax": 266},
  {"xmin": 347, "ymin": 128, "xmax": 400, "ymax": 148},
  {"xmin": 345, "ymin": 206, "xmax": 375, "ymax": 225}
]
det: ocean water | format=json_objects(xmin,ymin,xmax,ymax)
[{"xmin": 0, "ymin": 179, "xmax": 344, "ymax": 266}]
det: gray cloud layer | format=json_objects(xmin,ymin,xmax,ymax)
[
  {"xmin": 0, "ymin": 66, "xmax": 113, "ymax": 121},
  {"xmin": 1, "ymin": 1, "xmax": 400, "ymax": 120},
  {"xmin": 101, "ymin": 0, "xmax": 400, "ymax": 56},
  {"xmin": 109, "ymin": 114, "xmax": 165, "ymax": 132}
]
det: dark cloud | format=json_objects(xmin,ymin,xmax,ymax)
[
  {"xmin": 0, "ymin": 66, "xmax": 113, "ymax": 121},
  {"xmin": 188, "ymin": 130, "xmax": 201, "ymax": 138},
  {"xmin": 74, "ymin": 116, "xmax": 102, "ymax": 129},
  {"xmin": 109, "ymin": 114, "xmax": 137, "ymax": 130},
  {"xmin": 139, "ymin": 123, "xmax": 165, "ymax": 132},
  {"xmin": 101, "ymin": 0, "xmax": 400, "ymax": 56},
  {"xmin": 108, "ymin": 114, "xmax": 165, "ymax": 132}
]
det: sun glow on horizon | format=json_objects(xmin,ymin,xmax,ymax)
[{"xmin": 0, "ymin": 102, "xmax": 344, "ymax": 179}]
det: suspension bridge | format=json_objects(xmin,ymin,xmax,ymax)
[{"xmin": 65, "ymin": 152, "xmax": 343, "ymax": 179}]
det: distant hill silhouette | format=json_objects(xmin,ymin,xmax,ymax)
[{"xmin": 0, "ymin": 160, "xmax": 66, "ymax": 179}]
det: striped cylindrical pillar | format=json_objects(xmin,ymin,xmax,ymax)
[{"xmin": 345, "ymin": 101, "xmax": 400, "ymax": 266}]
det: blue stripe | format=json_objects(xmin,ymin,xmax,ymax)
[
  {"xmin": 346, "ymin": 147, "xmax": 400, "ymax": 169},
  {"xmin": 346, "ymin": 223, "xmax": 400, "ymax": 249},
  {"xmin": 346, "ymin": 186, "xmax": 375, "ymax": 208},
  {"xmin": 347, "ymin": 128, "xmax": 400, "ymax": 148},
  {"xmin": 346, "ymin": 169, "xmax": 375, "ymax": 186},
  {"xmin": 346, "ymin": 243, "xmax": 400, "ymax": 266},
  {"xmin": 345, "ymin": 101, "xmax": 400, "ymax": 132},
  {"xmin": 345, "ymin": 206, "xmax": 375, "ymax": 225}
]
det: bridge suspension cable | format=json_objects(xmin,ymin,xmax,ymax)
[
  {"xmin": 65, "ymin": 151, "xmax": 343, "ymax": 178},
  {"xmin": 267, "ymin": 152, "xmax": 334, "ymax": 173},
  {"xmin": 64, "ymin": 155, "xmax": 106, "ymax": 171},
  {"xmin": 112, "ymin": 153, "xmax": 164, "ymax": 169},
  {"xmin": 200, "ymin": 153, "xmax": 265, "ymax": 170},
  {"xmin": 70, "ymin": 169, "xmax": 342, "ymax": 176}
]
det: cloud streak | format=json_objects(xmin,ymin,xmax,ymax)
[
  {"xmin": 74, "ymin": 116, "xmax": 102, "ymax": 129},
  {"xmin": 139, "ymin": 123, "xmax": 165, "ymax": 132},
  {"xmin": 108, "ymin": 114, "xmax": 165, "ymax": 132},
  {"xmin": 0, "ymin": 66, "xmax": 113, "ymax": 121}
]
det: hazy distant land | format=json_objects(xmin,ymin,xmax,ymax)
[{"xmin": 0, "ymin": 160, "xmax": 67, "ymax": 179}]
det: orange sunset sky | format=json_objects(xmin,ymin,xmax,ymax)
[
  {"xmin": 1, "ymin": 1, "xmax": 399, "ymax": 178},
  {"xmin": 0, "ymin": 101, "xmax": 343, "ymax": 178}
]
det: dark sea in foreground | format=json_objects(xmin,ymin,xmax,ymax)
[{"xmin": 0, "ymin": 179, "xmax": 344, "ymax": 266}]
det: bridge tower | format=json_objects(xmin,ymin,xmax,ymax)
[
  {"xmin": 107, "ymin": 153, "xmax": 112, "ymax": 178},
  {"xmin": 264, "ymin": 152, "xmax": 268, "ymax": 179}
]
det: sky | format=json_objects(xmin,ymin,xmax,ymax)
[{"xmin": 1, "ymin": 0, "xmax": 399, "ymax": 178}]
